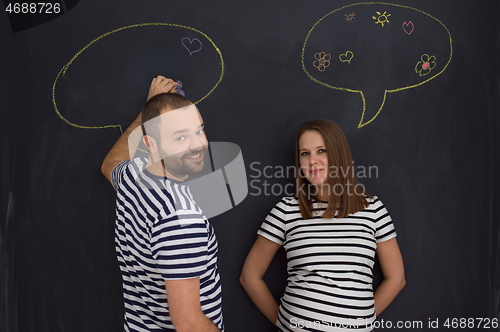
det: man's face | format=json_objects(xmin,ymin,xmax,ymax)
[{"xmin": 155, "ymin": 105, "xmax": 208, "ymax": 181}]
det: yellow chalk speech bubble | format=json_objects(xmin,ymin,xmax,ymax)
[
  {"xmin": 302, "ymin": 2, "xmax": 452, "ymax": 128},
  {"xmin": 52, "ymin": 23, "xmax": 224, "ymax": 132}
]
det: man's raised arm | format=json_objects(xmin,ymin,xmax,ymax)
[{"xmin": 101, "ymin": 76, "xmax": 178, "ymax": 184}]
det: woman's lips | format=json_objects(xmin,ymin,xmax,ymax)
[{"xmin": 310, "ymin": 168, "xmax": 324, "ymax": 175}]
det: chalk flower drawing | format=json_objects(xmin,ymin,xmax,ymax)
[
  {"xmin": 313, "ymin": 52, "xmax": 331, "ymax": 72},
  {"xmin": 415, "ymin": 54, "xmax": 436, "ymax": 76},
  {"xmin": 373, "ymin": 11, "xmax": 391, "ymax": 27},
  {"xmin": 345, "ymin": 12, "xmax": 356, "ymax": 21}
]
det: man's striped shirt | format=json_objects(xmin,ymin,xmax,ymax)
[
  {"xmin": 258, "ymin": 196, "xmax": 396, "ymax": 332},
  {"xmin": 112, "ymin": 158, "xmax": 224, "ymax": 331}
]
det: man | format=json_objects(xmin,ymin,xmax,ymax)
[{"xmin": 101, "ymin": 76, "xmax": 224, "ymax": 332}]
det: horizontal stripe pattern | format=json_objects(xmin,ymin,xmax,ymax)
[
  {"xmin": 112, "ymin": 158, "xmax": 224, "ymax": 331},
  {"xmin": 258, "ymin": 196, "xmax": 396, "ymax": 332}
]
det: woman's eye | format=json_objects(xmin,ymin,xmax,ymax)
[
  {"xmin": 300, "ymin": 152, "xmax": 309, "ymax": 156},
  {"xmin": 319, "ymin": 149, "xmax": 327, "ymax": 154}
]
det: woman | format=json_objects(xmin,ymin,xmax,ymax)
[{"xmin": 240, "ymin": 119, "xmax": 405, "ymax": 331}]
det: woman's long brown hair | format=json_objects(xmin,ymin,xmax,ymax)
[{"xmin": 295, "ymin": 119, "xmax": 372, "ymax": 219}]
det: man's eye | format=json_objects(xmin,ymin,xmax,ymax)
[
  {"xmin": 176, "ymin": 136, "xmax": 185, "ymax": 141},
  {"xmin": 197, "ymin": 130, "xmax": 204, "ymax": 135}
]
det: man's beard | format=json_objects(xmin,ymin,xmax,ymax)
[{"xmin": 160, "ymin": 145, "xmax": 208, "ymax": 179}]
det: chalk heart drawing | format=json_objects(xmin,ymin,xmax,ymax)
[
  {"xmin": 339, "ymin": 51, "xmax": 354, "ymax": 63},
  {"xmin": 301, "ymin": 2, "xmax": 452, "ymax": 128},
  {"xmin": 403, "ymin": 21, "xmax": 414, "ymax": 35},
  {"xmin": 52, "ymin": 23, "xmax": 224, "ymax": 132},
  {"xmin": 182, "ymin": 37, "xmax": 202, "ymax": 55}
]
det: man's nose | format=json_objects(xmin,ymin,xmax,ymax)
[{"xmin": 189, "ymin": 134, "xmax": 207, "ymax": 150}]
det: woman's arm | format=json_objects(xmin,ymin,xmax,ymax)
[
  {"xmin": 240, "ymin": 235, "xmax": 282, "ymax": 324},
  {"xmin": 373, "ymin": 237, "xmax": 406, "ymax": 316}
]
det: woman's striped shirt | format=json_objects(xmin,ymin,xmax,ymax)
[
  {"xmin": 258, "ymin": 196, "xmax": 396, "ymax": 332},
  {"xmin": 112, "ymin": 158, "xmax": 224, "ymax": 331}
]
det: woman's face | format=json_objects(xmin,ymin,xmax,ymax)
[{"xmin": 299, "ymin": 130, "xmax": 329, "ymax": 188}]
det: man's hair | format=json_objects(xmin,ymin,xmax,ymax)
[
  {"xmin": 141, "ymin": 93, "xmax": 193, "ymax": 141},
  {"xmin": 294, "ymin": 119, "xmax": 372, "ymax": 219}
]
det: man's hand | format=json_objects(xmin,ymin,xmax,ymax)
[{"xmin": 147, "ymin": 76, "xmax": 179, "ymax": 101}]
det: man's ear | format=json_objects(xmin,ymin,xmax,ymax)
[{"xmin": 143, "ymin": 135, "xmax": 158, "ymax": 154}]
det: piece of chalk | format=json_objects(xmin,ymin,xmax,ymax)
[{"xmin": 175, "ymin": 80, "xmax": 186, "ymax": 96}]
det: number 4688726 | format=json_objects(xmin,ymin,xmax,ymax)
[
  {"xmin": 5, "ymin": 3, "xmax": 61, "ymax": 14},
  {"xmin": 443, "ymin": 318, "xmax": 499, "ymax": 329}
]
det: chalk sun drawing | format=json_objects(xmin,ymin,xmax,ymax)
[
  {"xmin": 302, "ymin": 2, "xmax": 453, "ymax": 128},
  {"xmin": 52, "ymin": 23, "xmax": 224, "ymax": 132},
  {"xmin": 182, "ymin": 37, "xmax": 202, "ymax": 55},
  {"xmin": 373, "ymin": 11, "xmax": 391, "ymax": 27}
]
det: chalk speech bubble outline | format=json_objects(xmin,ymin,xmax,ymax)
[
  {"xmin": 301, "ymin": 2, "xmax": 453, "ymax": 128},
  {"xmin": 52, "ymin": 23, "xmax": 225, "ymax": 132}
]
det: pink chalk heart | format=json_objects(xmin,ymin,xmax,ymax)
[{"xmin": 403, "ymin": 21, "xmax": 414, "ymax": 35}]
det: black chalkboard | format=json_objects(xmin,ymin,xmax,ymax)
[{"xmin": 1, "ymin": 0, "xmax": 499, "ymax": 331}]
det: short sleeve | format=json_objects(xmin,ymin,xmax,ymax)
[
  {"xmin": 151, "ymin": 209, "xmax": 208, "ymax": 280},
  {"xmin": 257, "ymin": 197, "xmax": 291, "ymax": 245},
  {"xmin": 372, "ymin": 198, "xmax": 397, "ymax": 243},
  {"xmin": 111, "ymin": 160, "xmax": 131, "ymax": 191}
]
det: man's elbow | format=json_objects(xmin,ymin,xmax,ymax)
[
  {"xmin": 239, "ymin": 272, "xmax": 246, "ymax": 287},
  {"xmin": 101, "ymin": 162, "xmax": 107, "ymax": 177},
  {"xmin": 101, "ymin": 160, "xmax": 113, "ymax": 184}
]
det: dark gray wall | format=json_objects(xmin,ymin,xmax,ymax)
[{"xmin": 1, "ymin": 0, "xmax": 499, "ymax": 331}]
